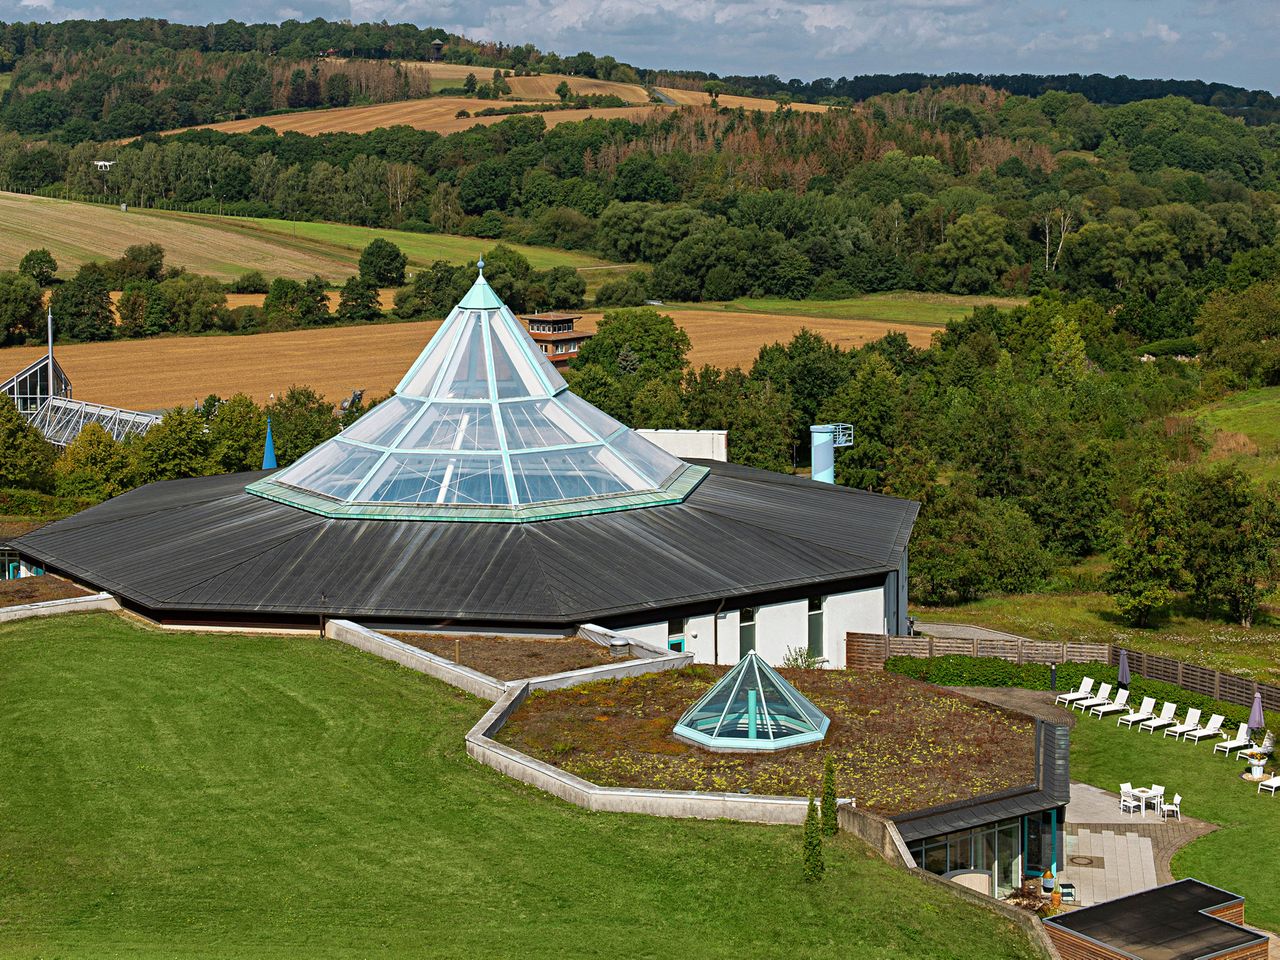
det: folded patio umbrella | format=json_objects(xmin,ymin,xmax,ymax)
[
  {"xmin": 1117, "ymin": 649, "xmax": 1130, "ymax": 689},
  {"xmin": 1248, "ymin": 691, "xmax": 1265, "ymax": 732}
]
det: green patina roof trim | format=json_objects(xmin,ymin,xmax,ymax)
[{"xmin": 245, "ymin": 463, "xmax": 709, "ymax": 523}]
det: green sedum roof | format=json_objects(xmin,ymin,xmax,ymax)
[{"xmin": 247, "ymin": 264, "xmax": 707, "ymax": 522}]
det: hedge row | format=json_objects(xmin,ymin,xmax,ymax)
[{"xmin": 885, "ymin": 654, "xmax": 1275, "ymax": 730}]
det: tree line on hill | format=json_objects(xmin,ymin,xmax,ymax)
[
  {"xmin": 0, "ymin": 239, "xmax": 586, "ymax": 345},
  {"xmin": 660, "ymin": 71, "xmax": 1280, "ymax": 123},
  {"xmin": 3, "ymin": 85, "xmax": 1276, "ymax": 354}
]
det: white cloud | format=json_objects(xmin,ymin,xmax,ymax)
[{"xmin": 1141, "ymin": 18, "xmax": 1180, "ymax": 44}]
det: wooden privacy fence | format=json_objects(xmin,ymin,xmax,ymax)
[{"xmin": 847, "ymin": 632, "xmax": 1280, "ymax": 714}]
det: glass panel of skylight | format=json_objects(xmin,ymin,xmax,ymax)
[
  {"xmin": 436, "ymin": 320, "xmax": 489, "ymax": 400},
  {"xmin": 362, "ymin": 453, "xmax": 509, "ymax": 505},
  {"xmin": 557, "ymin": 391, "xmax": 624, "ymax": 441},
  {"xmin": 274, "ymin": 441, "xmax": 384, "ymax": 501},
  {"xmin": 500, "ymin": 399, "xmax": 596, "ymax": 450},
  {"xmin": 491, "ymin": 307, "xmax": 567, "ymax": 394},
  {"xmin": 398, "ymin": 403, "xmax": 496, "ymax": 451},
  {"xmin": 608, "ymin": 429, "xmax": 684, "ymax": 485},
  {"xmin": 509, "ymin": 447, "xmax": 633, "ymax": 504},
  {"xmin": 399, "ymin": 316, "xmax": 462, "ymax": 398},
  {"xmin": 341, "ymin": 396, "xmax": 424, "ymax": 447},
  {"xmin": 488, "ymin": 313, "xmax": 552, "ymax": 398}
]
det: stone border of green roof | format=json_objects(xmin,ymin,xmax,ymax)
[{"xmin": 245, "ymin": 463, "xmax": 709, "ymax": 522}]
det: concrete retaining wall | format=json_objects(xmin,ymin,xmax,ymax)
[
  {"xmin": 838, "ymin": 803, "xmax": 916, "ymax": 867},
  {"xmin": 325, "ymin": 619, "xmax": 508, "ymax": 701},
  {"xmin": 0, "ymin": 592, "xmax": 119, "ymax": 623}
]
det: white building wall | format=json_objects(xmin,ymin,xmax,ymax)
[
  {"xmin": 614, "ymin": 580, "xmax": 886, "ymax": 669},
  {"xmin": 753, "ymin": 599, "xmax": 807, "ymax": 665},
  {"xmin": 823, "ymin": 585, "xmax": 886, "ymax": 669}
]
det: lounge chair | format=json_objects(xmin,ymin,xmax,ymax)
[
  {"xmin": 1259, "ymin": 732, "xmax": 1275, "ymax": 756},
  {"xmin": 1055, "ymin": 677, "xmax": 1095, "ymax": 707},
  {"xmin": 1140, "ymin": 702, "xmax": 1178, "ymax": 734},
  {"xmin": 1259, "ymin": 775, "xmax": 1280, "ymax": 797},
  {"xmin": 1074, "ymin": 683, "xmax": 1114, "ymax": 713},
  {"xmin": 1119, "ymin": 782, "xmax": 1141, "ymax": 816},
  {"xmin": 1091, "ymin": 688, "xmax": 1130, "ymax": 718},
  {"xmin": 1164, "ymin": 708, "xmax": 1202, "ymax": 739},
  {"xmin": 1215, "ymin": 723, "xmax": 1250, "ymax": 756},
  {"xmin": 1119, "ymin": 696, "xmax": 1157, "ymax": 729},
  {"xmin": 1159, "ymin": 793, "xmax": 1182, "ymax": 820},
  {"xmin": 1185, "ymin": 714, "xmax": 1225, "ymax": 744}
]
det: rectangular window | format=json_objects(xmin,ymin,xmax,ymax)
[
  {"xmin": 667, "ymin": 617, "xmax": 685, "ymax": 653},
  {"xmin": 807, "ymin": 596, "xmax": 824, "ymax": 659},
  {"xmin": 739, "ymin": 607, "xmax": 756, "ymax": 657}
]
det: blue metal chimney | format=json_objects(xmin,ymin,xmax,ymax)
[
  {"xmin": 809, "ymin": 424, "xmax": 853, "ymax": 484},
  {"xmin": 262, "ymin": 416, "xmax": 277, "ymax": 470}
]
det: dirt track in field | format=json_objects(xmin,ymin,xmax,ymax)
[{"xmin": 0, "ymin": 309, "xmax": 939, "ymax": 410}]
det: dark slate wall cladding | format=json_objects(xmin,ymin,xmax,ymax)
[{"xmin": 13, "ymin": 460, "xmax": 918, "ymax": 626}]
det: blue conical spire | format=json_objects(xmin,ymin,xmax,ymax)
[{"xmin": 262, "ymin": 416, "xmax": 277, "ymax": 470}]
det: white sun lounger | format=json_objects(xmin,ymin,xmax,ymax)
[
  {"xmin": 1074, "ymin": 683, "xmax": 1113, "ymax": 713},
  {"xmin": 1055, "ymin": 677, "xmax": 1095, "ymax": 707},
  {"xmin": 1091, "ymin": 688, "xmax": 1130, "ymax": 718},
  {"xmin": 1259, "ymin": 775, "xmax": 1280, "ymax": 797},
  {"xmin": 1185, "ymin": 714, "xmax": 1225, "ymax": 743},
  {"xmin": 1215, "ymin": 724, "xmax": 1250, "ymax": 756},
  {"xmin": 1140, "ymin": 702, "xmax": 1178, "ymax": 734},
  {"xmin": 1119, "ymin": 697, "xmax": 1157, "ymax": 729},
  {"xmin": 1165, "ymin": 708, "xmax": 1202, "ymax": 739}
]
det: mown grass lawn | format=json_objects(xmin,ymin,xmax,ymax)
[
  {"xmin": 1189, "ymin": 385, "xmax": 1280, "ymax": 484},
  {"xmin": 0, "ymin": 613, "xmax": 1038, "ymax": 960},
  {"xmin": 731, "ymin": 291, "xmax": 1027, "ymax": 327},
  {"xmin": 1068, "ymin": 710, "xmax": 1280, "ymax": 931},
  {"xmin": 917, "ymin": 591, "xmax": 1280, "ymax": 685}
]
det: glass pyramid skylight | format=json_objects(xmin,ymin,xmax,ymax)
[
  {"xmin": 673, "ymin": 651, "xmax": 830, "ymax": 751},
  {"xmin": 247, "ymin": 264, "xmax": 707, "ymax": 522}
]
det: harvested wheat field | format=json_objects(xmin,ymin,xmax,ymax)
[
  {"xmin": 656, "ymin": 88, "xmax": 831, "ymax": 113},
  {"xmin": 174, "ymin": 97, "xmax": 665, "ymax": 137},
  {"xmin": 0, "ymin": 309, "xmax": 940, "ymax": 410}
]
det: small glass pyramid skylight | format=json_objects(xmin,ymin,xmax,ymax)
[
  {"xmin": 247, "ymin": 263, "xmax": 707, "ymax": 522},
  {"xmin": 674, "ymin": 651, "xmax": 830, "ymax": 752}
]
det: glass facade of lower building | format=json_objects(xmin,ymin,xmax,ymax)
[{"xmin": 908, "ymin": 816, "xmax": 1025, "ymax": 898}]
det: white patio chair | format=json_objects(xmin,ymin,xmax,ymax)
[
  {"xmin": 1258, "ymin": 775, "xmax": 1280, "ymax": 797},
  {"xmin": 1185, "ymin": 714, "xmax": 1224, "ymax": 744},
  {"xmin": 1119, "ymin": 697, "xmax": 1157, "ymax": 729},
  {"xmin": 1074, "ymin": 682, "xmax": 1113, "ymax": 713},
  {"xmin": 1146, "ymin": 784, "xmax": 1165, "ymax": 814},
  {"xmin": 1054, "ymin": 677, "xmax": 1095, "ymax": 706},
  {"xmin": 1159, "ymin": 793, "xmax": 1182, "ymax": 820},
  {"xmin": 1091, "ymin": 688, "xmax": 1130, "ymax": 718},
  {"xmin": 1119, "ymin": 782, "xmax": 1141, "ymax": 816},
  {"xmin": 1215, "ymin": 723, "xmax": 1250, "ymax": 756},
  {"xmin": 1165, "ymin": 708, "xmax": 1202, "ymax": 739},
  {"xmin": 1259, "ymin": 732, "xmax": 1275, "ymax": 756},
  {"xmin": 1140, "ymin": 702, "xmax": 1178, "ymax": 734}
]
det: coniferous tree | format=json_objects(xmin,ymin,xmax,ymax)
[
  {"xmin": 802, "ymin": 796, "xmax": 824, "ymax": 882},
  {"xmin": 1108, "ymin": 479, "xmax": 1186, "ymax": 626}
]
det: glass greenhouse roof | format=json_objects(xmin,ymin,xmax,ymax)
[
  {"xmin": 673, "ymin": 651, "xmax": 830, "ymax": 751},
  {"xmin": 247, "ymin": 265, "xmax": 707, "ymax": 522}
]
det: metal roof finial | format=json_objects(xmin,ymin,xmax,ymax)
[{"xmin": 477, "ymin": 257, "xmax": 485, "ymax": 275}]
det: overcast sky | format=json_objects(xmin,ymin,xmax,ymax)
[{"xmin": 5, "ymin": 0, "xmax": 1275, "ymax": 92}]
